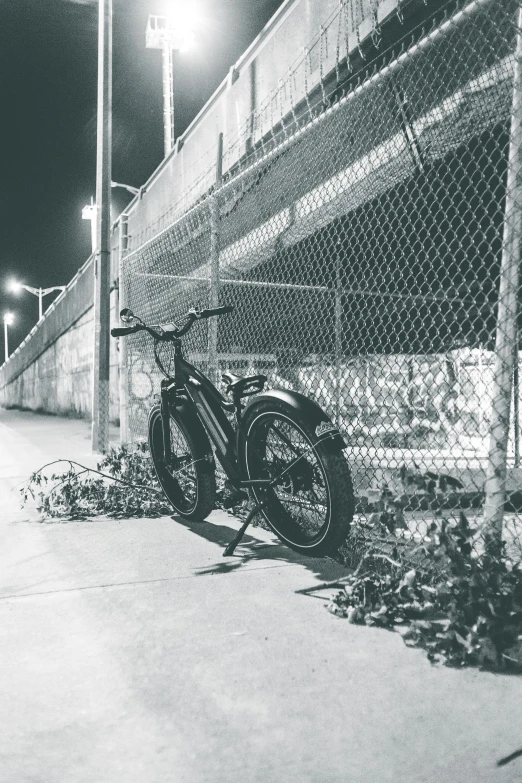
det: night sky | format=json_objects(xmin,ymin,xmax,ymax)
[{"xmin": 0, "ymin": 0, "xmax": 285, "ymax": 355}]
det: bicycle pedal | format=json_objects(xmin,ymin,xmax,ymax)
[{"xmin": 222, "ymin": 489, "xmax": 249, "ymax": 508}]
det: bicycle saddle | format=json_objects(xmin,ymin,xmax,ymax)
[{"xmin": 221, "ymin": 372, "xmax": 267, "ymax": 397}]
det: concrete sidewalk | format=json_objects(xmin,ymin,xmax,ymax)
[{"xmin": 1, "ymin": 407, "xmax": 521, "ymax": 783}]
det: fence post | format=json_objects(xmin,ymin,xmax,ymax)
[
  {"xmin": 334, "ymin": 253, "xmax": 343, "ymax": 428},
  {"xmin": 118, "ymin": 214, "xmax": 129, "ymax": 445},
  {"xmin": 208, "ymin": 132, "xmax": 223, "ymax": 385},
  {"xmin": 483, "ymin": 4, "xmax": 522, "ymax": 552},
  {"xmin": 515, "ymin": 332, "xmax": 520, "ymax": 467}
]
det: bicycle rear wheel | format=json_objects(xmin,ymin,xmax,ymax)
[
  {"xmin": 148, "ymin": 405, "xmax": 216, "ymax": 521},
  {"xmin": 241, "ymin": 400, "xmax": 353, "ymax": 556}
]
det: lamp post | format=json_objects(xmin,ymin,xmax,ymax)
[
  {"xmin": 8, "ymin": 281, "xmax": 66, "ymax": 321},
  {"xmin": 146, "ymin": 10, "xmax": 196, "ymax": 156},
  {"xmin": 92, "ymin": 0, "xmax": 112, "ymax": 454},
  {"xmin": 3, "ymin": 313, "xmax": 14, "ymax": 362}
]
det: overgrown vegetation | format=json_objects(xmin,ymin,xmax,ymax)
[
  {"xmin": 355, "ymin": 463, "xmax": 482, "ymax": 534},
  {"xmin": 330, "ymin": 513, "xmax": 522, "ymax": 671},
  {"xmin": 21, "ymin": 443, "xmax": 170, "ymax": 520},
  {"xmin": 21, "ymin": 446, "xmax": 522, "ymax": 671},
  {"xmin": 20, "ymin": 443, "xmax": 242, "ymax": 521}
]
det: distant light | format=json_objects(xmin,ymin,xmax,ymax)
[
  {"xmin": 82, "ymin": 203, "xmax": 97, "ymax": 220},
  {"xmin": 147, "ymin": 3, "xmax": 200, "ymax": 53},
  {"xmin": 82, "ymin": 198, "xmax": 97, "ymax": 254},
  {"xmin": 7, "ymin": 280, "xmax": 22, "ymax": 294},
  {"xmin": 3, "ymin": 312, "xmax": 14, "ymax": 325},
  {"xmin": 169, "ymin": 2, "xmax": 201, "ymax": 51},
  {"xmin": 178, "ymin": 29, "xmax": 195, "ymax": 52}
]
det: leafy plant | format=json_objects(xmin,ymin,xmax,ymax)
[
  {"xmin": 363, "ymin": 463, "xmax": 482, "ymax": 534},
  {"xmin": 21, "ymin": 443, "xmax": 250, "ymax": 522},
  {"xmin": 328, "ymin": 512, "xmax": 522, "ymax": 671},
  {"xmin": 21, "ymin": 443, "xmax": 171, "ymax": 520}
]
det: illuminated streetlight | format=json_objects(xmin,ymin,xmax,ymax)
[
  {"xmin": 8, "ymin": 280, "xmax": 66, "ymax": 321},
  {"xmin": 82, "ymin": 197, "xmax": 97, "ymax": 254},
  {"xmin": 83, "ymin": 184, "xmax": 138, "ymax": 254},
  {"xmin": 146, "ymin": 5, "xmax": 198, "ymax": 156},
  {"xmin": 3, "ymin": 312, "xmax": 14, "ymax": 362}
]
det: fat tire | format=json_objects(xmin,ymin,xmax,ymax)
[
  {"xmin": 241, "ymin": 400, "xmax": 354, "ymax": 557},
  {"xmin": 148, "ymin": 405, "xmax": 216, "ymax": 521}
]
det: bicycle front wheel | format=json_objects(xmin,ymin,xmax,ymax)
[
  {"xmin": 148, "ymin": 405, "xmax": 216, "ymax": 521},
  {"xmin": 242, "ymin": 400, "xmax": 353, "ymax": 557}
]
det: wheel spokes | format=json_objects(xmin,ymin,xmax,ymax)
[
  {"xmin": 254, "ymin": 416, "xmax": 329, "ymax": 540},
  {"xmin": 168, "ymin": 425, "xmax": 197, "ymax": 505}
]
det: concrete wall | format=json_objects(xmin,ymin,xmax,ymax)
[{"xmin": 0, "ymin": 290, "xmax": 120, "ymax": 423}]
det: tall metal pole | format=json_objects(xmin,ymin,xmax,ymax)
[
  {"xmin": 162, "ymin": 41, "xmax": 175, "ymax": 156},
  {"xmin": 92, "ymin": 0, "xmax": 112, "ymax": 453},
  {"xmin": 4, "ymin": 322, "xmax": 8, "ymax": 362},
  {"xmin": 483, "ymin": 3, "xmax": 522, "ymax": 552},
  {"xmin": 38, "ymin": 289, "xmax": 43, "ymax": 321},
  {"xmin": 208, "ymin": 133, "xmax": 223, "ymax": 385}
]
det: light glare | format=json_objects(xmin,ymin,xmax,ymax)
[
  {"xmin": 82, "ymin": 203, "xmax": 96, "ymax": 220},
  {"xmin": 165, "ymin": 2, "xmax": 200, "ymax": 50},
  {"xmin": 3, "ymin": 312, "xmax": 14, "ymax": 325}
]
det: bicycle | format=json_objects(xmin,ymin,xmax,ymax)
[{"xmin": 111, "ymin": 305, "xmax": 354, "ymax": 558}]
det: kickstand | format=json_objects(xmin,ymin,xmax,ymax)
[{"xmin": 223, "ymin": 502, "xmax": 266, "ymax": 557}]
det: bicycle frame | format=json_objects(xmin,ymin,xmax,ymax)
[{"xmin": 161, "ymin": 339, "xmax": 243, "ymax": 487}]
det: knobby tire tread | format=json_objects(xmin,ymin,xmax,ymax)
[
  {"xmin": 148, "ymin": 406, "xmax": 216, "ymax": 522},
  {"xmin": 242, "ymin": 400, "xmax": 354, "ymax": 557}
]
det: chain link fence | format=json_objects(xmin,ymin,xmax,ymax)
[{"xmin": 120, "ymin": 0, "xmax": 522, "ymax": 561}]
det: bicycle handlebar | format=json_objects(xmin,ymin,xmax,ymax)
[
  {"xmin": 110, "ymin": 305, "xmax": 234, "ymax": 341},
  {"xmin": 111, "ymin": 325, "xmax": 142, "ymax": 337},
  {"xmin": 199, "ymin": 305, "xmax": 234, "ymax": 318}
]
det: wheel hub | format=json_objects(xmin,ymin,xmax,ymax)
[{"xmin": 275, "ymin": 456, "xmax": 315, "ymax": 495}]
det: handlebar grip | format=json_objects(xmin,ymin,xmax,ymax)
[
  {"xmin": 202, "ymin": 305, "xmax": 234, "ymax": 318},
  {"xmin": 111, "ymin": 326, "xmax": 138, "ymax": 337}
]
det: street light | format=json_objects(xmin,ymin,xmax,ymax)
[
  {"xmin": 3, "ymin": 312, "xmax": 14, "ymax": 362},
  {"xmin": 82, "ymin": 197, "xmax": 97, "ymax": 254},
  {"xmin": 146, "ymin": 7, "xmax": 198, "ymax": 156},
  {"xmin": 83, "ymin": 183, "xmax": 138, "ymax": 254},
  {"xmin": 111, "ymin": 181, "xmax": 140, "ymax": 195},
  {"xmin": 8, "ymin": 280, "xmax": 66, "ymax": 321}
]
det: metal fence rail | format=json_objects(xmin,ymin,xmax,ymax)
[{"xmin": 120, "ymin": 0, "xmax": 522, "ymax": 559}]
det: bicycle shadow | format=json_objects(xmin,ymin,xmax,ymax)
[{"xmin": 171, "ymin": 511, "xmax": 352, "ymax": 583}]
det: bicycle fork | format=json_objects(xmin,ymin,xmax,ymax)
[{"xmin": 160, "ymin": 380, "xmax": 173, "ymax": 465}]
